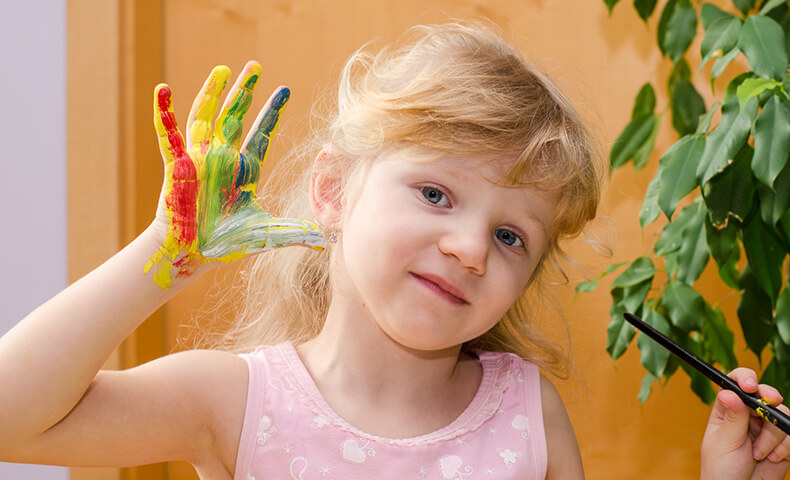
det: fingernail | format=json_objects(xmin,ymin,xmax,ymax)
[
  {"xmin": 753, "ymin": 448, "xmax": 763, "ymax": 459},
  {"xmin": 768, "ymin": 452, "xmax": 781, "ymax": 462}
]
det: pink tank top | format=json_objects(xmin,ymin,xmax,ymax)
[{"xmin": 234, "ymin": 343, "xmax": 547, "ymax": 479}]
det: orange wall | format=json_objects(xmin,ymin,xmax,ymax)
[{"xmin": 68, "ymin": 1, "xmax": 760, "ymax": 479}]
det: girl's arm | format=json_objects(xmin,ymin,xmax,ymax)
[
  {"xmin": 0, "ymin": 226, "xmax": 248, "ymax": 474},
  {"xmin": 0, "ymin": 61, "xmax": 323, "ymax": 474},
  {"xmin": 542, "ymin": 374, "xmax": 585, "ymax": 479}
]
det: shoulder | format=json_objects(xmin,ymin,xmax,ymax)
[{"xmin": 539, "ymin": 374, "xmax": 585, "ymax": 480}]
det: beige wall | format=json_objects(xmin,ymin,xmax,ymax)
[{"xmin": 68, "ymin": 1, "xmax": 755, "ymax": 479}]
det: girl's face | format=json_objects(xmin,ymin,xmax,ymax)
[{"xmin": 333, "ymin": 150, "xmax": 554, "ymax": 353}]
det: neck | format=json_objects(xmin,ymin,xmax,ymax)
[{"xmin": 295, "ymin": 298, "xmax": 482, "ymax": 438}]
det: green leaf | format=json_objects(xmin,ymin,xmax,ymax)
[
  {"xmin": 753, "ymin": 95, "xmax": 790, "ymax": 189},
  {"xmin": 697, "ymin": 96, "xmax": 759, "ymax": 186},
  {"xmin": 742, "ymin": 216, "xmax": 785, "ymax": 304},
  {"xmin": 711, "ymin": 48, "xmax": 742, "ymax": 87},
  {"xmin": 632, "ymin": 83, "xmax": 657, "ymax": 118},
  {"xmin": 733, "ymin": 0, "xmax": 757, "ymax": 15},
  {"xmin": 610, "ymin": 114, "xmax": 660, "ymax": 170},
  {"xmin": 703, "ymin": 145, "xmax": 755, "ymax": 227},
  {"xmin": 634, "ymin": 115, "xmax": 662, "ymax": 170},
  {"xmin": 637, "ymin": 372, "xmax": 656, "ymax": 403},
  {"xmin": 700, "ymin": 3, "xmax": 731, "ymax": 30},
  {"xmin": 696, "ymin": 102, "xmax": 720, "ymax": 135},
  {"xmin": 761, "ymin": 357, "xmax": 790, "ymax": 399},
  {"xmin": 575, "ymin": 261, "xmax": 628, "ymax": 294},
  {"xmin": 624, "ymin": 279, "xmax": 654, "ymax": 313},
  {"xmin": 702, "ymin": 304, "xmax": 737, "ymax": 371},
  {"xmin": 738, "ymin": 15, "xmax": 789, "ymax": 80},
  {"xmin": 705, "ymin": 217, "xmax": 741, "ymax": 288},
  {"xmin": 776, "ymin": 287, "xmax": 790, "ymax": 345},
  {"xmin": 638, "ymin": 310, "xmax": 672, "ymax": 378},
  {"xmin": 612, "ymin": 256, "xmax": 657, "ymax": 288},
  {"xmin": 575, "ymin": 278, "xmax": 600, "ymax": 294},
  {"xmin": 604, "ymin": 0, "xmax": 621, "ymax": 14},
  {"xmin": 658, "ymin": 0, "xmax": 679, "ymax": 56},
  {"xmin": 671, "ymin": 78, "xmax": 707, "ymax": 135},
  {"xmin": 773, "ymin": 336, "xmax": 790, "ymax": 368},
  {"xmin": 738, "ymin": 266, "xmax": 775, "ymax": 357},
  {"xmin": 681, "ymin": 359, "xmax": 718, "ymax": 404},
  {"xmin": 640, "ymin": 173, "xmax": 662, "ymax": 227},
  {"xmin": 675, "ymin": 202, "xmax": 710, "ymax": 285},
  {"xmin": 662, "ymin": 280, "xmax": 706, "ymax": 331},
  {"xmin": 634, "ymin": 0, "xmax": 659, "ymax": 21},
  {"xmin": 607, "ymin": 288, "xmax": 637, "ymax": 359},
  {"xmin": 655, "ymin": 201, "xmax": 699, "ymax": 255},
  {"xmin": 760, "ymin": 0, "xmax": 788, "ymax": 15},
  {"xmin": 700, "ymin": 16, "xmax": 742, "ymax": 69},
  {"xmin": 757, "ymin": 161, "xmax": 790, "ymax": 226},
  {"xmin": 664, "ymin": 250, "xmax": 680, "ymax": 278},
  {"xmin": 766, "ymin": 4, "xmax": 790, "ymax": 58},
  {"xmin": 781, "ymin": 206, "xmax": 790, "ymax": 242},
  {"xmin": 660, "ymin": 0, "xmax": 698, "ymax": 61},
  {"xmin": 668, "ymin": 57, "xmax": 692, "ymax": 94},
  {"xmin": 736, "ymin": 77, "xmax": 783, "ymax": 110},
  {"xmin": 658, "ymin": 136, "xmax": 705, "ymax": 219}
]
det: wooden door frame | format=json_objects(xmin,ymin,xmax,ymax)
[{"xmin": 68, "ymin": 1, "xmax": 166, "ymax": 479}]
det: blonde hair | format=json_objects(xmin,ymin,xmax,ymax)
[{"xmin": 209, "ymin": 21, "xmax": 605, "ymax": 377}]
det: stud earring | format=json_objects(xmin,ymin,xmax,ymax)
[{"xmin": 327, "ymin": 231, "xmax": 338, "ymax": 243}]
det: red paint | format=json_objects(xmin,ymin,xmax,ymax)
[
  {"xmin": 165, "ymin": 152, "xmax": 199, "ymax": 245},
  {"xmin": 159, "ymin": 86, "xmax": 198, "ymax": 246},
  {"xmin": 157, "ymin": 87, "xmax": 187, "ymax": 158}
]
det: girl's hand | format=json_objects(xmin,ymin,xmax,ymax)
[
  {"xmin": 701, "ymin": 368, "xmax": 790, "ymax": 480},
  {"xmin": 144, "ymin": 61, "xmax": 325, "ymax": 289}
]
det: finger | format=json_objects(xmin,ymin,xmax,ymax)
[
  {"xmin": 241, "ymin": 86, "xmax": 290, "ymax": 167},
  {"xmin": 214, "ymin": 60, "xmax": 262, "ymax": 148},
  {"xmin": 186, "ymin": 65, "xmax": 232, "ymax": 149},
  {"xmin": 709, "ymin": 389, "xmax": 753, "ymax": 451},
  {"xmin": 752, "ymin": 406, "xmax": 789, "ymax": 460},
  {"xmin": 766, "ymin": 406, "xmax": 790, "ymax": 463},
  {"xmin": 756, "ymin": 383, "xmax": 785, "ymax": 407},
  {"xmin": 728, "ymin": 367, "xmax": 760, "ymax": 394},
  {"xmin": 199, "ymin": 209, "xmax": 326, "ymax": 261},
  {"xmin": 153, "ymin": 84, "xmax": 190, "ymax": 167}
]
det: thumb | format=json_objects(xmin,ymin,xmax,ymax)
[{"xmin": 708, "ymin": 389, "xmax": 752, "ymax": 451}]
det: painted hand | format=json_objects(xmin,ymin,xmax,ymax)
[
  {"xmin": 144, "ymin": 61, "xmax": 325, "ymax": 289},
  {"xmin": 700, "ymin": 368, "xmax": 790, "ymax": 480}
]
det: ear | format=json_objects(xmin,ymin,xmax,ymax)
[{"xmin": 310, "ymin": 146, "xmax": 345, "ymax": 230}]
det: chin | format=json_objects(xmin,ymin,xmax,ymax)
[{"xmin": 385, "ymin": 328, "xmax": 468, "ymax": 355}]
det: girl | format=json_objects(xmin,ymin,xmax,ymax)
[{"xmin": 1, "ymin": 22, "xmax": 788, "ymax": 480}]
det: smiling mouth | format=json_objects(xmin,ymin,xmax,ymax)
[{"xmin": 411, "ymin": 273, "xmax": 469, "ymax": 305}]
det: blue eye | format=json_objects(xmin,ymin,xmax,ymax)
[
  {"xmin": 421, "ymin": 186, "xmax": 449, "ymax": 207},
  {"xmin": 495, "ymin": 229, "xmax": 524, "ymax": 248}
]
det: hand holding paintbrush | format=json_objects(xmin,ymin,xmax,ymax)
[{"xmin": 623, "ymin": 313, "xmax": 790, "ymax": 479}]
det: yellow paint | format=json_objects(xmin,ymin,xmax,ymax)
[
  {"xmin": 189, "ymin": 66, "xmax": 231, "ymax": 147},
  {"xmin": 144, "ymin": 65, "xmax": 325, "ymax": 290}
]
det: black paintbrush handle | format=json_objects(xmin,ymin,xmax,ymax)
[{"xmin": 623, "ymin": 312, "xmax": 790, "ymax": 436}]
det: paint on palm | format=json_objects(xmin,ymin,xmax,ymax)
[{"xmin": 144, "ymin": 62, "xmax": 325, "ymax": 289}]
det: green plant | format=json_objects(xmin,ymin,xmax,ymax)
[{"xmin": 586, "ymin": 0, "xmax": 790, "ymax": 403}]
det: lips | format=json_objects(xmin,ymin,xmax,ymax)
[{"xmin": 411, "ymin": 272, "xmax": 469, "ymax": 305}]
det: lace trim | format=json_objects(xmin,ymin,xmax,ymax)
[{"xmin": 263, "ymin": 342, "xmax": 515, "ymax": 447}]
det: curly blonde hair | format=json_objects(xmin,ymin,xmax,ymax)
[{"xmin": 206, "ymin": 21, "xmax": 605, "ymax": 377}]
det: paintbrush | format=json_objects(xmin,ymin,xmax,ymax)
[{"xmin": 623, "ymin": 312, "xmax": 790, "ymax": 436}]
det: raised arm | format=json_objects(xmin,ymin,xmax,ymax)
[{"xmin": 0, "ymin": 61, "xmax": 323, "ymax": 474}]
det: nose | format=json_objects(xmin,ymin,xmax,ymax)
[{"xmin": 437, "ymin": 222, "xmax": 488, "ymax": 275}]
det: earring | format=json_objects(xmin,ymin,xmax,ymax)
[{"xmin": 327, "ymin": 231, "xmax": 338, "ymax": 243}]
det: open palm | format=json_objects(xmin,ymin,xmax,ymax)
[{"xmin": 144, "ymin": 61, "xmax": 325, "ymax": 289}]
